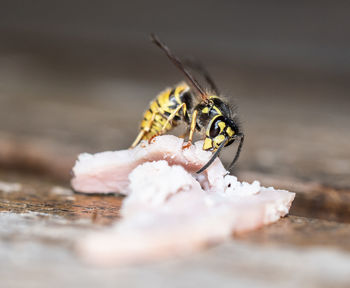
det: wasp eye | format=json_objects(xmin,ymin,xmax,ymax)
[{"xmin": 209, "ymin": 121, "xmax": 221, "ymax": 138}]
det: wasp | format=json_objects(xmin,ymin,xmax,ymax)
[{"xmin": 131, "ymin": 34, "xmax": 244, "ymax": 173}]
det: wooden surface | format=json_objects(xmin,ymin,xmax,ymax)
[{"xmin": 0, "ymin": 32, "xmax": 350, "ymax": 287}]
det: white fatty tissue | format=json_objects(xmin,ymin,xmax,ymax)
[{"xmin": 71, "ymin": 135, "xmax": 295, "ymax": 265}]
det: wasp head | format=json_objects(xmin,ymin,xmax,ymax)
[
  {"xmin": 197, "ymin": 115, "xmax": 244, "ymax": 174},
  {"xmin": 203, "ymin": 115, "xmax": 239, "ymax": 151}
]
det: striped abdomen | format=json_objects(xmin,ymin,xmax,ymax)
[{"xmin": 138, "ymin": 82, "xmax": 193, "ymax": 141}]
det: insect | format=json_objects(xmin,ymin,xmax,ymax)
[{"xmin": 131, "ymin": 34, "xmax": 244, "ymax": 173}]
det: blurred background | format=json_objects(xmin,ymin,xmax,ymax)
[
  {"xmin": 0, "ymin": 1, "xmax": 349, "ymax": 185},
  {"xmin": 1, "ymin": 1, "xmax": 350, "ymax": 287},
  {"xmin": 1, "ymin": 1, "xmax": 350, "ymax": 185}
]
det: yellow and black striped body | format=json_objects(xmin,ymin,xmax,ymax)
[
  {"xmin": 131, "ymin": 81, "xmax": 243, "ymax": 173},
  {"xmin": 131, "ymin": 82, "xmax": 193, "ymax": 147},
  {"xmin": 131, "ymin": 34, "xmax": 244, "ymax": 173}
]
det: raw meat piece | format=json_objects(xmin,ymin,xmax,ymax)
[
  {"xmin": 71, "ymin": 136, "xmax": 295, "ymax": 265},
  {"xmin": 71, "ymin": 135, "xmax": 225, "ymax": 194}
]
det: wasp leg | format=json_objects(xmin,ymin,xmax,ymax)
[
  {"xmin": 182, "ymin": 109, "xmax": 198, "ymax": 150},
  {"xmin": 160, "ymin": 103, "xmax": 186, "ymax": 134},
  {"xmin": 131, "ymin": 112, "xmax": 157, "ymax": 148},
  {"xmin": 148, "ymin": 103, "xmax": 187, "ymax": 145},
  {"xmin": 130, "ymin": 130, "xmax": 145, "ymax": 148}
]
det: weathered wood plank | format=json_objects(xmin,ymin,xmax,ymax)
[{"xmin": 1, "ymin": 167, "xmax": 350, "ymax": 288}]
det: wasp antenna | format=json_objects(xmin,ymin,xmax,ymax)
[
  {"xmin": 227, "ymin": 133, "xmax": 244, "ymax": 171},
  {"xmin": 183, "ymin": 59, "xmax": 220, "ymax": 95},
  {"xmin": 150, "ymin": 33, "xmax": 207, "ymax": 100},
  {"xmin": 197, "ymin": 138, "xmax": 227, "ymax": 174}
]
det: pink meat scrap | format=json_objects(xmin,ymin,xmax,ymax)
[{"xmin": 71, "ymin": 135, "xmax": 295, "ymax": 265}]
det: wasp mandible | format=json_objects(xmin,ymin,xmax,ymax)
[{"xmin": 131, "ymin": 34, "xmax": 244, "ymax": 173}]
